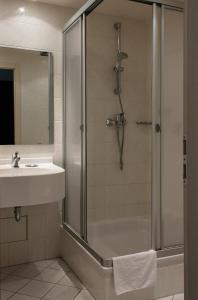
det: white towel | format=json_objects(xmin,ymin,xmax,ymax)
[{"xmin": 113, "ymin": 250, "xmax": 157, "ymax": 295}]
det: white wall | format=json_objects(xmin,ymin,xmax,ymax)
[
  {"xmin": 0, "ymin": 0, "xmax": 74, "ymax": 162},
  {"xmin": 0, "ymin": 0, "xmax": 75, "ymax": 267}
]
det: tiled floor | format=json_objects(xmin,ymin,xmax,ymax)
[
  {"xmin": 0, "ymin": 259, "xmax": 184, "ymax": 300},
  {"xmin": 0, "ymin": 258, "xmax": 95, "ymax": 300},
  {"xmin": 158, "ymin": 294, "xmax": 184, "ymax": 300}
]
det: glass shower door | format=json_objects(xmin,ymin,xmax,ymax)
[
  {"xmin": 161, "ymin": 6, "xmax": 184, "ymax": 248},
  {"xmin": 86, "ymin": 0, "xmax": 153, "ymax": 259},
  {"xmin": 64, "ymin": 18, "xmax": 83, "ymax": 236}
]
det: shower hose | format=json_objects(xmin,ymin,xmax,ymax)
[{"xmin": 116, "ymin": 93, "xmax": 125, "ymax": 171}]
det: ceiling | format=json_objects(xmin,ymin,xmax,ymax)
[
  {"xmin": 36, "ymin": 0, "xmax": 184, "ymax": 9},
  {"xmin": 35, "ymin": 0, "xmax": 87, "ymax": 8},
  {"xmin": 35, "ymin": 0, "xmax": 152, "ymax": 20},
  {"xmin": 34, "ymin": 0, "xmax": 183, "ymax": 19},
  {"xmin": 94, "ymin": 0, "xmax": 152, "ymax": 20}
]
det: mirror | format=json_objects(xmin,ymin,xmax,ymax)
[{"xmin": 0, "ymin": 46, "xmax": 54, "ymax": 145}]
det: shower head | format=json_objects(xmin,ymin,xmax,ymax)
[{"xmin": 117, "ymin": 51, "xmax": 128, "ymax": 61}]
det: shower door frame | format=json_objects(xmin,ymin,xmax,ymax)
[
  {"xmin": 63, "ymin": 0, "xmax": 184, "ymax": 268},
  {"xmin": 160, "ymin": 4, "xmax": 184, "ymax": 251}
]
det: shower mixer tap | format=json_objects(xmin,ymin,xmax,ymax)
[{"xmin": 106, "ymin": 113, "xmax": 127, "ymax": 128}]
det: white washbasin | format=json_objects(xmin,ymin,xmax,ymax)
[{"xmin": 0, "ymin": 163, "xmax": 65, "ymax": 208}]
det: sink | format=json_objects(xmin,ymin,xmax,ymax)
[{"xmin": 0, "ymin": 163, "xmax": 65, "ymax": 208}]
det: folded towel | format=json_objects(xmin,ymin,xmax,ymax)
[{"xmin": 113, "ymin": 250, "xmax": 157, "ymax": 295}]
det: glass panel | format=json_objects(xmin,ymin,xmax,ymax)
[
  {"xmin": 86, "ymin": 0, "xmax": 153, "ymax": 258},
  {"xmin": 64, "ymin": 18, "xmax": 82, "ymax": 235},
  {"xmin": 161, "ymin": 7, "xmax": 184, "ymax": 247}
]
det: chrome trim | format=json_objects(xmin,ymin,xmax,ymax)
[
  {"xmin": 63, "ymin": 25, "xmax": 67, "ymax": 223},
  {"xmin": 63, "ymin": 223, "xmax": 104, "ymax": 265},
  {"xmin": 152, "ymin": 3, "xmax": 162, "ymax": 251},
  {"xmin": 130, "ymin": 0, "xmax": 184, "ymax": 9},
  {"xmin": 48, "ymin": 52, "xmax": 54, "ymax": 144},
  {"xmin": 162, "ymin": 5, "xmax": 184, "ymax": 12},
  {"xmin": 81, "ymin": 13, "xmax": 87, "ymax": 241},
  {"xmin": 157, "ymin": 245, "xmax": 184, "ymax": 258},
  {"xmin": 79, "ymin": 15, "xmax": 83, "ymax": 238},
  {"xmin": 63, "ymin": 0, "xmax": 103, "ymax": 32},
  {"xmin": 160, "ymin": 3, "xmax": 165, "ymax": 250}
]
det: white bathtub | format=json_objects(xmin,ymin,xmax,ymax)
[{"xmin": 61, "ymin": 226, "xmax": 184, "ymax": 300}]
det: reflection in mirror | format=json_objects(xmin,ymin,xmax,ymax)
[{"xmin": 0, "ymin": 47, "xmax": 54, "ymax": 145}]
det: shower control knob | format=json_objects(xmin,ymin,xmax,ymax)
[{"xmin": 106, "ymin": 118, "xmax": 115, "ymax": 127}]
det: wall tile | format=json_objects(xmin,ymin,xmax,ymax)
[{"xmin": 0, "ymin": 0, "xmax": 75, "ymax": 267}]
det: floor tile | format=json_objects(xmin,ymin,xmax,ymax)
[
  {"xmin": 0, "ymin": 276, "xmax": 30, "ymax": 292},
  {"xmin": 49, "ymin": 258, "xmax": 70, "ymax": 272},
  {"xmin": 43, "ymin": 285, "xmax": 79, "ymax": 300},
  {"xmin": 33, "ymin": 260, "xmax": 52, "ymax": 270},
  {"xmin": 0, "ymin": 272, "xmax": 8, "ymax": 280},
  {"xmin": 157, "ymin": 297, "xmax": 173, "ymax": 300},
  {"xmin": 18, "ymin": 279, "xmax": 53, "ymax": 298},
  {"xmin": 75, "ymin": 290, "xmax": 95, "ymax": 300},
  {"xmin": 0, "ymin": 289, "xmax": 14, "ymax": 300},
  {"xmin": 173, "ymin": 294, "xmax": 184, "ymax": 300},
  {"xmin": 0, "ymin": 265, "xmax": 21, "ymax": 275},
  {"xmin": 12, "ymin": 263, "xmax": 43, "ymax": 279},
  {"xmin": 58, "ymin": 271, "xmax": 84, "ymax": 289},
  {"xmin": 35, "ymin": 267, "xmax": 65, "ymax": 283},
  {"xmin": 9, "ymin": 293, "xmax": 40, "ymax": 300}
]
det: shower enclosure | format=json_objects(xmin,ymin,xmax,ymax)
[{"xmin": 63, "ymin": 0, "xmax": 184, "ymax": 267}]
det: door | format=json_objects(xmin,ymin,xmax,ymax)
[
  {"xmin": 64, "ymin": 18, "xmax": 84, "ymax": 236},
  {"xmin": 161, "ymin": 6, "xmax": 184, "ymax": 247}
]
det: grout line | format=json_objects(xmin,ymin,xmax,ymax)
[
  {"xmin": 6, "ymin": 291, "xmax": 40, "ymax": 300},
  {"xmin": 73, "ymin": 289, "xmax": 81, "ymax": 299},
  {"xmin": 0, "ymin": 260, "xmax": 57, "ymax": 296},
  {"xmin": 5, "ymin": 269, "xmax": 71, "ymax": 285},
  {"xmin": 0, "ymin": 277, "xmax": 31, "ymax": 294},
  {"xmin": 40, "ymin": 284, "xmax": 55, "ymax": 299},
  {"xmin": 4, "ymin": 291, "xmax": 16, "ymax": 300},
  {"xmin": 1, "ymin": 258, "xmax": 78, "ymax": 299},
  {"xmin": 15, "ymin": 277, "xmax": 32, "ymax": 294},
  {"xmin": 15, "ymin": 277, "xmax": 56, "ymax": 299}
]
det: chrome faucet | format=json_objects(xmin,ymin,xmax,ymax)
[{"xmin": 12, "ymin": 152, "xmax": 20, "ymax": 168}]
